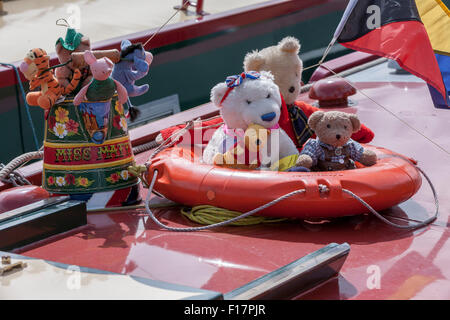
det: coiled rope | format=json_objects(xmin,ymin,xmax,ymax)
[
  {"xmin": 0, "ymin": 151, "xmax": 43, "ymax": 183},
  {"xmin": 181, "ymin": 205, "xmax": 288, "ymax": 226}
]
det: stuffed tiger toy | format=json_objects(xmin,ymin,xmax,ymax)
[{"xmin": 19, "ymin": 48, "xmax": 81, "ymax": 110}]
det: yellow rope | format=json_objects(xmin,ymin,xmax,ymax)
[{"xmin": 181, "ymin": 205, "xmax": 288, "ymax": 226}]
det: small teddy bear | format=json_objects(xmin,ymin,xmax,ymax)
[
  {"xmin": 203, "ymin": 71, "xmax": 299, "ymax": 169},
  {"xmin": 297, "ymin": 111, "xmax": 377, "ymax": 171},
  {"xmin": 243, "ymin": 36, "xmax": 375, "ymax": 150},
  {"xmin": 213, "ymin": 123, "xmax": 270, "ymax": 170}
]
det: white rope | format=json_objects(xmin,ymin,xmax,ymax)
[
  {"xmin": 144, "ymin": 169, "xmax": 306, "ymax": 232},
  {"xmin": 0, "ymin": 151, "xmax": 43, "ymax": 182},
  {"xmin": 144, "ymin": 161, "xmax": 439, "ymax": 232},
  {"xmin": 143, "ymin": 0, "xmax": 190, "ymax": 48},
  {"xmin": 148, "ymin": 120, "xmax": 195, "ymax": 163}
]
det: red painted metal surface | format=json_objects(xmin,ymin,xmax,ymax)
[
  {"xmin": 0, "ymin": 185, "xmax": 49, "ymax": 214},
  {"xmin": 2, "ymin": 41, "xmax": 449, "ymax": 298},
  {"xmin": 309, "ymin": 52, "xmax": 379, "ymax": 82},
  {"xmin": 15, "ymin": 77, "xmax": 450, "ymax": 299},
  {"xmin": 309, "ymin": 78, "xmax": 356, "ymax": 107}
]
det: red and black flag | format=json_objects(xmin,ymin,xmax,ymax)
[{"xmin": 331, "ymin": 0, "xmax": 447, "ymax": 104}]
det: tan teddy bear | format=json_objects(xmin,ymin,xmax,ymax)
[
  {"xmin": 244, "ymin": 36, "xmax": 302, "ymax": 107},
  {"xmin": 297, "ymin": 111, "xmax": 377, "ymax": 171},
  {"xmin": 243, "ymin": 36, "xmax": 375, "ymax": 151}
]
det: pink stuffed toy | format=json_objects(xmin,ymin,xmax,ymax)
[{"xmin": 74, "ymin": 50, "xmax": 128, "ymax": 106}]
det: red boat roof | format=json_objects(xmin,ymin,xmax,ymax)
[{"xmin": 9, "ymin": 54, "xmax": 449, "ymax": 299}]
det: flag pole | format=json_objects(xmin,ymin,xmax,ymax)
[{"xmin": 316, "ymin": 0, "xmax": 360, "ymax": 66}]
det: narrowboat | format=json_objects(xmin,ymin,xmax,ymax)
[{"xmin": 0, "ymin": 0, "xmax": 449, "ymax": 300}]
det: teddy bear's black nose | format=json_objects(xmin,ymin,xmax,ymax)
[
  {"xmin": 336, "ymin": 134, "xmax": 341, "ymax": 140},
  {"xmin": 289, "ymin": 86, "xmax": 295, "ymax": 93}
]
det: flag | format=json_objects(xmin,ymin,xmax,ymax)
[
  {"xmin": 416, "ymin": 0, "xmax": 450, "ymax": 109},
  {"xmin": 332, "ymin": 0, "xmax": 449, "ymax": 108}
]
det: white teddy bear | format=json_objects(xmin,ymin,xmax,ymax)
[{"xmin": 203, "ymin": 71, "xmax": 299, "ymax": 169}]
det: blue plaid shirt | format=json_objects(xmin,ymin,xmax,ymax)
[{"xmin": 301, "ymin": 138, "xmax": 364, "ymax": 166}]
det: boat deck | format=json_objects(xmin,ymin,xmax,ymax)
[
  {"xmin": 12, "ymin": 60, "xmax": 450, "ymax": 299},
  {"xmin": 0, "ymin": 0, "xmax": 266, "ymax": 63}
]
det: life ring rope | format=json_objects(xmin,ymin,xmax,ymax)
[
  {"xmin": 145, "ymin": 169, "xmax": 307, "ymax": 232},
  {"xmin": 341, "ymin": 162, "xmax": 439, "ymax": 230},
  {"xmin": 144, "ymin": 162, "xmax": 439, "ymax": 231}
]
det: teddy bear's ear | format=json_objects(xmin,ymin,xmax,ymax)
[
  {"xmin": 349, "ymin": 114, "xmax": 361, "ymax": 132},
  {"xmin": 210, "ymin": 82, "xmax": 228, "ymax": 107},
  {"xmin": 308, "ymin": 111, "xmax": 325, "ymax": 131},
  {"xmin": 243, "ymin": 50, "xmax": 265, "ymax": 72},
  {"xmin": 278, "ymin": 36, "xmax": 301, "ymax": 54}
]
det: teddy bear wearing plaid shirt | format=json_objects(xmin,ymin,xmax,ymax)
[
  {"xmin": 301, "ymin": 138, "xmax": 365, "ymax": 171},
  {"xmin": 297, "ymin": 111, "xmax": 377, "ymax": 171}
]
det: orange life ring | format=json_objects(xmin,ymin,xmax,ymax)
[{"xmin": 147, "ymin": 145, "xmax": 421, "ymax": 218}]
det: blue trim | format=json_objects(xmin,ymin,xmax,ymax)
[
  {"xmin": 430, "ymin": 53, "xmax": 450, "ymax": 109},
  {"xmin": 428, "ymin": 84, "xmax": 449, "ymax": 109},
  {"xmin": 123, "ymin": 183, "xmax": 141, "ymax": 206},
  {"xmin": 70, "ymin": 193, "xmax": 94, "ymax": 202}
]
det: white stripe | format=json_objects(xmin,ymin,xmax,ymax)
[{"xmin": 86, "ymin": 190, "xmax": 115, "ymax": 210}]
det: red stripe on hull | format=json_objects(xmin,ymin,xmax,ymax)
[
  {"xmin": 105, "ymin": 187, "xmax": 131, "ymax": 207},
  {"xmin": 340, "ymin": 20, "xmax": 446, "ymax": 99}
]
